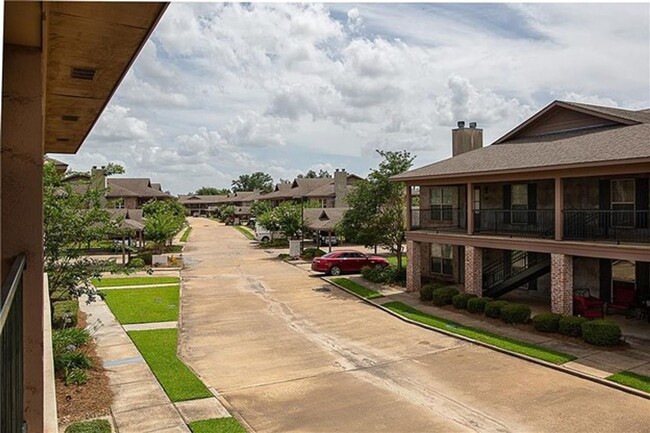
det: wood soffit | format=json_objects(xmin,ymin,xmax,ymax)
[{"xmin": 43, "ymin": 2, "xmax": 167, "ymax": 154}]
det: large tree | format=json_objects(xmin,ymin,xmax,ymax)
[
  {"xmin": 337, "ymin": 150, "xmax": 414, "ymax": 269},
  {"xmin": 44, "ymin": 162, "xmax": 130, "ymax": 302},
  {"xmin": 194, "ymin": 186, "xmax": 230, "ymax": 195},
  {"xmin": 232, "ymin": 172, "xmax": 274, "ymax": 193}
]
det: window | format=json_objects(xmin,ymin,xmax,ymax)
[
  {"xmin": 611, "ymin": 179, "xmax": 635, "ymax": 227},
  {"xmin": 431, "ymin": 244, "xmax": 453, "ymax": 276},
  {"xmin": 430, "ymin": 187, "xmax": 457, "ymax": 221},
  {"xmin": 511, "ymin": 184, "xmax": 528, "ymax": 224}
]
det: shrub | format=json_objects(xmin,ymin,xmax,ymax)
[
  {"xmin": 65, "ymin": 419, "xmax": 112, "ymax": 433},
  {"xmin": 558, "ymin": 316, "xmax": 588, "ymax": 337},
  {"xmin": 500, "ymin": 303, "xmax": 531, "ymax": 324},
  {"xmin": 53, "ymin": 328, "xmax": 90, "ymax": 353},
  {"xmin": 451, "ymin": 293, "xmax": 477, "ymax": 309},
  {"xmin": 419, "ymin": 283, "xmax": 442, "ymax": 301},
  {"xmin": 582, "ymin": 320, "xmax": 622, "ymax": 346},
  {"xmin": 129, "ymin": 257, "xmax": 145, "ymax": 268},
  {"xmin": 302, "ymin": 248, "xmax": 325, "ymax": 260},
  {"xmin": 54, "ymin": 350, "xmax": 92, "ymax": 372},
  {"xmin": 532, "ymin": 313, "xmax": 562, "ymax": 333},
  {"xmin": 361, "ymin": 265, "xmax": 406, "ymax": 286},
  {"xmin": 52, "ymin": 300, "xmax": 79, "ymax": 329},
  {"xmin": 431, "ymin": 287, "xmax": 459, "ymax": 306},
  {"xmin": 484, "ymin": 300, "xmax": 509, "ymax": 319},
  {"xmin": 467, "ymin": 297, "xmax": 490, "ymax": 314}
]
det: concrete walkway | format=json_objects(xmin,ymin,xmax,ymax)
[{"xmin": 178, "ymin": 218, "xmax": 650, "ymax": 433}]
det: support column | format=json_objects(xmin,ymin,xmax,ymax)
[
  {"xmin": 554, "ymin": 177, "xmax": 563, "ymax": 241},
  {"xmin": 405, "ymin": 185, "xmax": 412, "ymax": 231},
  {"xmin": 551, "ymin": 253, "xmax": 573, "ymax": 315},
  {"xmin": 406, "ymin": 239, "xmax": 421, "ymax": 293},
  {"xmin": 2, "ymin": 44, "xmax": 46, "ymax": 431},
  {"xmin": 464, "ymin": 246, "xmax": 483, "ymax": 296},
  {"xmin": 466, "ymin": 183, "xmax": 474, "ymax": 235}
]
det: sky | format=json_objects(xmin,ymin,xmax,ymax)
[{"xmin": 51, "ymin": 3, "xmax": 650, "ymax": 195}]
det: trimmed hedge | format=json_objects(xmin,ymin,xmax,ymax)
[
  {"xmin": 532, "ymin": 313, "xmax": 562, "ymax": 333},
  {"xmin": 500, "ymin": 304, "xmax": 531, "ymax": 324},
  {"xmin": 582, "ymin": 320, "xmax": 622, "ymax": 346},
  {"xmin": 52, "ymin": 300, "xmax": 79, "ymax": 329},
  {"xmin": 452, "ymin": 293, "xmax": 477, "ymax": 310},
  {"xmin": 419, "ymin": 283, "xmax": 441, "ymax": 301},
  {"xmin": 484, "ymin": 300, "xmax": 509, "ymax": 319},
  {"xmin": 467, "ymin": 297, "xmax": 490, "ymax": 314},
  {"xmin": 559, "ymin": 316, "xmax": 588, "ymax": 337},
  {"xmin": 431, "ymin": 287, "xmax": 459, "ymax": 306},
  {"xmin": 362, "ymin": 265, "xmax": 406, "ymax": 286}
]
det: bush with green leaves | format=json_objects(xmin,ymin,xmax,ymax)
[
  {"xmin": 302, "ymin": 248, "xmax": 325, "ymax": 259},
  {"xmin": 451, "ymin": 293, "xmax": 477, "ymax": 309},
  {"xmin": 65, "ymin": 419, "xmax": 111, "ymax": 433},
  {"xmin": 54, "ymin": 350, "xmax": 92, "ymax": 372},
  {"xmin": 419, "ymin": 283, "xmax": 442, "ymax": 301},
  {"xmin": 128, "ymin": 257, "xmax": 146, "ymax": 269},
  {"xmin": 532, "ymin": 313, "xmax": 562, "ymax": 333},
  {"xmin": 64, "ymin": 367, "xmax": 89, "ymax": 385},
  {"xmin": 500, "ymin": 304, "xmax": 531, "ymax": 324},
  {"xmin": 53, "ymin": 328, "xmax": 90, "ymax": 352},
  {"xmin": 431, "ymin": 287, "xmax": 459, "ymax": 306},
  {"xmin": 558, "ymin": 316, "xmax": 588, "ymax": 337},
  {"xmin": 467, "ymin": 297, "xmax": 490, "ymax": 314},
  {"xmin": 581, "ymin": 320, "xmax": 622, "ymax": 346},
  {"xmin": 484, "ymin": 300, "xmax": 509, "ymax": 319},
  {"xmin": 361, "ymin": 265, "xmax": 406, "ymax": 286},
  {"xmin": 52, "ymin": 300, "xmax": 79, "ymax": 329}
]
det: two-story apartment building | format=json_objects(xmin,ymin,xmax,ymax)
[{"xmin": 394, "ymin": 101, "xmax": 650, "ymax": 316}]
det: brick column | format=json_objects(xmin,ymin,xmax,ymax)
[
  {"xmin": 551, "ymin": 253, "xmax": 573, "ymax": 315},
  {"xmin": 464, "ymin": 246, "xmax": 483, "ymax": 296},
  {"xmin": 406, "ymin": 240, "xmax": 422, "ymax": 293}
]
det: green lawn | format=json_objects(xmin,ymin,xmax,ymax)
[
  {"xmin": 103, "ymin": 286, "xmax": 179, "ymax": 324},
  {"xmin": 607, "ymin": 371, "xmax": 650, "ymax": 393},
  {"xmin": 180, "ymin": 227, "xmax": 192, "ymax": 242},
  {"xmin": 386, "ymin": 256, "xmax": 407, "ymax": 267},
  {"xmin": 234, "ymin": 225, "xmax": 255, "ymax": 240},
  {"xmin": 189, "ymin": 418, "xmax": 247, "ymax": 433},
  {"xmin": 330, "ymin": 278, "xmax": 384, "ymax": 300},
  {"xmin": 65, "ymin": 419, "xmax": 111, "ymax": 433},
  {"xmin": 93, "ymin": 276, "xmax": 180, "ymax": 287},
  {"xmin": 128, "ymin": 329, "xmax": 212, "ymax": 402},
  {"xmin": 383, "ymin": 302, "xmax": 576, "ymax": 365}
]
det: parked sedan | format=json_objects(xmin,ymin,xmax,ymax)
[{"xmin": 311, "ymin": 250, "xmax": 389, "ymax": 276}]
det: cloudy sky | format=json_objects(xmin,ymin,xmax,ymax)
[{"xmin": 52, "ymin": 3, "xmax": 650, "ymax": 195}]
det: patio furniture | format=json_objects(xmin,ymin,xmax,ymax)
[
  {"xmin": 606, "ymin": 283, "xmax": 637, "ymax": 316},
  {"xmin": 573, "ymin": 291, "xmax": 605, "ymax": 319}
]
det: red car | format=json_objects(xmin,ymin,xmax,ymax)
[{"xmin": 311, "ymin": 250, "xmax": 389, "ymax": 276}]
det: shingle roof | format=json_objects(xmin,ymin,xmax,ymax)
[
  {"xmin": 393, "ymin": 101, "xmax": 650, "ymax": 182},
  {"xmin": 178, "ymin": 195, "xmax": 229, "ymax": 204},
  {"xmin": 304, "ymin": 207, "xmax": 349, "ymax": 231},
  {"xmin": 107, "ymin": 178, "xmax": 171, "ymax": 199}
]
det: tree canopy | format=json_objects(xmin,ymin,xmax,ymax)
[
  {"xmin": 142, "ymin": 199, "xmax": 186, "ymax": 252},
  {"xmin": 194, "ymin": 186, "xmax": 230, "ymax": 195},
  {"xmin": 337, "ymin": 150, "xmax": 414, "ymax": 269},
  {"xmin": 297, "ymin": 169, "xmax": 331, "ymax": 179},
  {"xmin": 257, "ymin": 201, "xmax": 302, "ymax": 240},
  {"xmin": 232, "ymin": 172, "xmax": 274, "ymax": 193}
]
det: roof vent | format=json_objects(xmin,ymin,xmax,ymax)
[
  {"xmin": 457, "ymin": 121, "xmax": 465, "ymax": 128},
  {"xmin": 70, "ymin": 67, "xmax": 96, "ymax": 80},
  {"xmin": 56, "ymin": 138, "xmax": 71, "ymax": 142},
  {"xmin": 62, "ymin": 115, "xmax": 79, "ymax": 122},
  {"xmin": 469, "ymin": 122, "xmax": 477, "ymax": 128}
]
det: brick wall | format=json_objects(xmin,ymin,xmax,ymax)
[
  {"xmin": 464, "ymin": 246, "xmax": 482, "ymax": 296},
  {"xmin": 406, "ymin": 240, "xmax": 421, "ymax": 293},
  {"xmin": 551, "ymin": 253, "xmax": 573, "ymax": 315}
]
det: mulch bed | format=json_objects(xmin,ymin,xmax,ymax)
[{"xmin": 56, "ymin": 312, "xmax": 113, "ymax": 426}]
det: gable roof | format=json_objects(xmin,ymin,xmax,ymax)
[
  {"xmin": 393, "ymin": 101, "xmax": 650, "ymax": 182},
  {"xmin": 178, "ymin": 194, "xmax": 228, "ymax": 204},
  {"xmin": 107, "ymin": 178, "xmax": 171, "ymax": 199},
  {"xmin": 304, "ymin": 207, "xmax": 349, "ymax": 231}
]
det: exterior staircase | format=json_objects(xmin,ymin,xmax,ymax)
[{"xmin": 482, "ymin": 251, "xmax": 551, "ymax": 298}]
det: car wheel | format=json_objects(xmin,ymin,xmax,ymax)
[
  {"xmin": 330, "ymin": 266, "xmax": 341, "ymax": 276},
  {"xmin": 261, "ymin": 236, "xmax": 270, "ymax": 242}
]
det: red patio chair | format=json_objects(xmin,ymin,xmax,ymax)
[
  {"xmin": 573, "ymin": 295, "xmax": 604, "ymax": 319},
  {"xmin": 607, "ymin": 283, "xmax": 636, "ymax": 316}
]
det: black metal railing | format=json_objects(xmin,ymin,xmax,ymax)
[
  {"xmin": 483, "ymin": 251, "xmax": 548, "ymax": 291},
  {"xmin": 410, "ymin": 207, "xmax": 467, "ymax": 232},
  {"xmin": 1, "ymin": 255, "xmax": 26, "ymax": 433},
  {"xmin": 474, "ymin": 209, "xmax": 555, "ymax": 238},
  {"xmin": 564, "ymin": 210, "xmax": 650, "ymax": 243}
]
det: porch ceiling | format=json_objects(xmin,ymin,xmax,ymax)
[{"xmin": 43, "ymin": 2, "xmax": 167, "ymax": 154}]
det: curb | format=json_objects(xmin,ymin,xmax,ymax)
[{"xmin": 323, "ymin": 276, "xmax": 650, "ymax": 401}]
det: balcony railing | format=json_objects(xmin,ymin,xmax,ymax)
[
  {"xmin": 410, "ymin": 208, "xmax": 467, "ymax": 232},
  {"xmin": 474, "ymin": 209, "xmax": 555, "ymax": 239},
  {"xmin": 564, "ymin": 210, "xmax": 650, "ymax": 243},
  {"xmin": 0, "ymin": 255, "xmax": 26, "ymax": 433}
]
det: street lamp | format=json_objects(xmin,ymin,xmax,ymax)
[{"xmin": 293, "ymin": 195, "xmax": 305, "ymax": 254}]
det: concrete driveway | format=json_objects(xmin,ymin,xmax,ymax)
[{"xmin": 179, "ymin": 218, "xmax": 650, "ymax": 433}]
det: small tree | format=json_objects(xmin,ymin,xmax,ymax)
[
  {"xmin": 251, "ymin": 200, "xmax": 273, "ymax": 218},
  {"xmin": 257, "ymin": 202, "xmax": 302, "ymax": 239},
  {"xmin": 142, "ymin": 199, "xmax": 186, "ymax": 251},
  {"xmin": 219, "ymin": 205, "xmax": 236, "ymax": 223}
]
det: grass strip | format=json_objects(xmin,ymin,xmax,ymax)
[
  {"xmin": 93, "ymin": 276, "xmax": 180, "ymax": 287},
  {"xmin": 607, "ymin": 371, "xmax": 650, "ymax": 393},
  {"xmin": 189, "ymin": 417, "xmax": 248, "ymax": 433},
  {"xmin": 331, "ymin": 278, "xmax": 384, "ymax": 300},
  {"xmin": 103, "ymin": 285, "xmax": 179, "ymax": 324},
  {"xmin": 64, "ymin": 419, "xmax": 111, "ymax": 433},
  {"xmin": 180, "ymin": 227, "xmax": 192, "ymax": 242},
  {"xmin": 383, "ymin": 301, "xmax": 576, "ymax": 365},
  {"xmin": 128, "ymin": 328, "xmax": 212, "ymax": 402},
  {"xmin": 234, "ymin": 225, "xmax": 255, "ymax": 240}
]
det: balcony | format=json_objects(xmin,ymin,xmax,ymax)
[
  {"xmin": 411, "ymin": 208, "xmax": 467, "ymax": 232},
  {"xmin": 564, "ymin": 210, "xmax": 650, "ymax": 243},
  {"xmin": 474, "ymin": 209, "xmax": 555, "ymax": 239}
]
